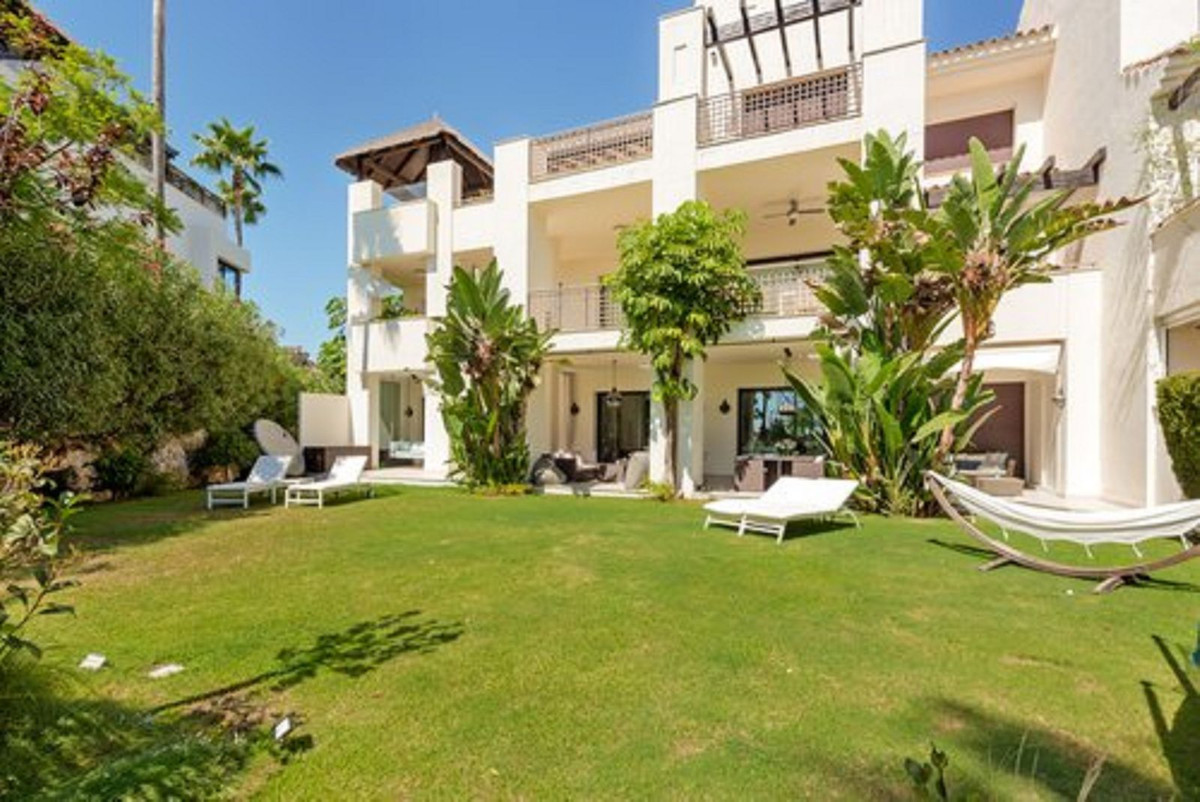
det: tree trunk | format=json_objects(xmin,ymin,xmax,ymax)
[
  {"xmin": 663, "ymin": 396, "xmax": 677, "ymax": 493},
  {"xmin": 938, "ymin": 324, "xmax": 978, "ymax": 461},
  {"xmin": 232, "ymin": 170, "xmax": 244, "ymax": 248},
  {"xmin": 151, "ymin": 0, "xmax": 166, "ymax": 246}
]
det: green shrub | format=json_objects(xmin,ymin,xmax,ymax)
[
  {"xmin": 1157, "ymin": 373, "xmax": 1200, "ymax": 498},
  {"xmin": 92, "ymin": 447, "xmax": 150, "ymax": 500},
  {"xmin": 642, "ymin": 480, "xmax": 677, "ymax": 503},
  {"xmin": 191, "ymin": 429, "xmax": 259, "ymax": 478}
]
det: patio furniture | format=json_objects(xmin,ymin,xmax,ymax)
[
  {"xmin": 253, "ymin": 419, "xmax": 305, "ymax": 477},
  {"xmin": 926, "ymin": 471, "xmax": 1200, "ymax": 593},
  {"xmin": 734, "ymin": 455, "xmax": 825, "ymax": 493},
  {"xmin": 302, "ymin": 445, "xmax": 372, "ymax": 476},
  {"xmin": 206, "ymin": 455, "xmax": 292, "ymax": 510},
  {"xmin": 703, "ymin": 477, "xmax": 860, "ymax": 544},
  {"xmin": 387, "ymin": 440, "xmax": 425, "ymax": 462},
  {"xmin": 285, "ymin": 456, "xmax": 372, "ymax": 509}
]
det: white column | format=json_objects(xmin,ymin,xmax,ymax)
[
  {"xmin": 420, "ymin": 161, "xmax": 462, "ymax": 477},
  {"xmin": 650, "ymin": 95, "xmax": 699, "ymax": 488},
  {"xmin": 657, "ymin": 7, "xmax": 705, "ymax": 103},
  {"xmin": 1062, "ymin": 271, "xmax": 1103, "ymax": 497},
  {"xmin": 493, "ymin": 138, "xmax": 533, "ymax": 302},
  {"xmin": 346, "ymin": 181, "xmax": 382, "ymax": 461}
]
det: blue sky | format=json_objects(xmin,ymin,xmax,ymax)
[{"xmin": 36, "ymin": 0, "xmax": 1023, "ymax": 354}]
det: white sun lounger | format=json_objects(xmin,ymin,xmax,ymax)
[
  {"xmin": 703, "ymin": 477, "xmax": 860, "ymax": 543},
  {"xmin": 284, "ymin": 456, "xmax": 371, "ymax": 509},
  {"xmin": 206, "ymin": 455, "xmax": 292, "ymax": 510}
]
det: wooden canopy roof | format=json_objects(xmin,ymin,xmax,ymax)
[{"xmin": 334, "ymin": 117, "xmax": 494, "ymax": 195}]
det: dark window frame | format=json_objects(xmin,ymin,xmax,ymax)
[
  {"xmin": 217, "ymin": 260, "xmax": 242, "ymax": 299},
  {"xmin": 736, "ymin": 386, "xmax": 815, "ymax": 456},
  {"xmin": 924, "ymin": 109, "xmax": 1015, "ymax": 163}
]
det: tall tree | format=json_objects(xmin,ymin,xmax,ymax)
[
  {"xmin": 606, "ymin": 200, "xmax": 760, "ymax": 493},
  {"xmin": 191, "ymin": 118, "xmax": 281, "ymax": 247},
  {"xmin": 926, "ymin": 139, "xmax": 1140, "ymax": 458}
]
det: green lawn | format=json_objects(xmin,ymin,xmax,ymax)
[{"xmin": 10, "ymin": 487, "xmax": 1200, "ymax": 799}]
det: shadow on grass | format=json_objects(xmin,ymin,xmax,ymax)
[
  {"xmin": 925, "ymin": 539, "xmax": 1200, "ymax": 594},
  {"xmin": 1, "ymin": 660, "xmax": 261, "ymax": 800},
  {"xmin": 892, "ymin": 698, "xmax": 1173, "ymax": 799},
  {"xmin": 152, "ymin": 610, "xmax": 464, "ymax": 714},
  {"xmin": 71, "ymin": 491, "xmax": 276, "ymax": 554},
  {"xmin": 725, "ymin": 519, "xmax": 857, "ymax": 545},
  {"xmin": 1142, "ymin": 635, "xmax": 1200, "ymax": 800}
]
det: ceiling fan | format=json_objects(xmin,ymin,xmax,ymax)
[{"xmin": 763, "ymin": 198, "xmax": 825, "ymax": 226}]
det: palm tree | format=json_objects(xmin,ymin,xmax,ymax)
[
  {"xmin": 191, "ymin": 119, "xmax": 282, "ymax": 247},
  {"xmin": 927, "ymin": 138, "xmax": 1140, "ymax": 459}
]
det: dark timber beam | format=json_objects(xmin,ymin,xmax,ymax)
[
  {"xmin": 774, "ymin": 0, "xmax": 792, "ymax": 77},
  {"xmin": 847, "ymin": 0, "xmax": 856, "ymax": 62},
  {"xmin": 707, "ymin": 9, "xmax": 735, "ymax": 88},
  {"xmin": 812, "ymin": 0, "xmax": 824, "ymax": 70},
  {"xmin": 1169, "ymin": 66, "xmax": 1200, "ymax": 111},
  {"xmin": 924, "ymin": 149, "xmax": 1108, "ymax": 207},
  {"xmin": 740, "ymin": 0, "xmax": 763, "ymax": 85}
]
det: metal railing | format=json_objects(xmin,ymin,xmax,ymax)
[
  {"xmin": 699, "ymin": 64, "xmax": 862, "ymax": 147},
  {"xmin": 528, "ymin": 262, "xmax": 827, "ymax": 333},
  {"xmin": 527, "ymin": 284, "xmax": 625, "ymax": 332},
  {"xmin": 530, "ymin": 111, "xmax": 654, "ymax": 181}
]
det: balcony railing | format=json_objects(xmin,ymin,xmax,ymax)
[
  {"xmin": 530, "ymin": 111, "xmax": 654, "ymax": 181},
  {"xmin": 528, "ymin": 284, "xmax": 625, "ymax": 333},
  {"xmin": 698, "ymin": 64, "xmax": 862, "ymax": 147},
  {"xmin": 528, "ymin": 262, "xmax": 827, "ymax": 333}
]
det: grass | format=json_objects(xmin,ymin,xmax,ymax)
[{"xmin": 9, "ymin": 487, "xmax": 1200, "ymax": 799}]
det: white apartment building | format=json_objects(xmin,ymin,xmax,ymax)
[
  {"xmin": 313, "ymin": 0, "xmax": 1200, "ymax": 505},
  {"xmin": 0, "ymin": 10, "xmax": 251, "ymax": 293}
]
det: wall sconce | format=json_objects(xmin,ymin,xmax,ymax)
[
  {"xmin": 569, "ymin": 402, "xmax": 580, "ymax": 417},
  {"xmin": 1051, "ymin": 391, "xmax": 1066, "ymax": 409},
  {"xmin": 719, "ymin": 399, "xmax": 731, "ymax": 415},
  {"xmin": 404, "ymin": 406, "xmax": 414, "ymax": 418}
]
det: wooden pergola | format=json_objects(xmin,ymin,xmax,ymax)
[
  {"xmin": 924, "ymin": 148, "xmax": 1108, "ymax": 207},
  {"xmin": 334, "ymin": 117, "xmax": 493, "ymax": 197},
  {"xmin": 705, "ymin": 0, "xmax": 863, "ymax": 89}
]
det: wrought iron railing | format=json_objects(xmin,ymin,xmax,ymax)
[
  {"xmin": 528, "ymin": 262, "xmax": 827, "ymax": 333},
  {"xmin": 698, "ymin": 64, "xmax": 862, "ymax": 147},
  {"xmin": 530, "ymin": 111, "xmax": 654, "ymax": 181}
]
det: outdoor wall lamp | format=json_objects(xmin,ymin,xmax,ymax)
[
  {"xmin": 719, "ymin": 399, "xmax": 731, "ymax": 415},
  {"xmin": 569, "ymin": 402, "xmax": 580, "ymax": 416},
  {"xmin": 1052, "ymin": 391, "xmax": 1066, "ymax": 409}
]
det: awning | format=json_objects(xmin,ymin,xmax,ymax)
[{"xmin": 959, "ymin": 344, "xmax": 1062, "ymax": 375}]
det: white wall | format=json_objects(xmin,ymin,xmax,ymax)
[{"xmin": 299, "ymin": 393, "xmax": 351, "ymax": 447}]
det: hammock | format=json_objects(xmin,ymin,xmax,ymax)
[{"xmin": 925, "ymin": 472, "xmax": 1200, "ymax": 594}]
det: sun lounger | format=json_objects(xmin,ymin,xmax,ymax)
[
  {"xmin": 284, "ymin": 456, "xmax": 371, "ymax": 509},
  {"xmin": 206, "ymin": 455, "xmax": 292, "ymax": 510},
  {"xmin": 703, "ymin": 477, "xmax": 860, "ymax": 543}
]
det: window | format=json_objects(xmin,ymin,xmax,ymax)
[
  {"xmin": 596, "ymin": 391, "xmax": 650, "ymax": 463},
  {"xmin": 218, "ymin": 260, "xmax": 242, "ymax": 299},
  {"xmin": 925, "ymin": 110, "xmax": 1015, "ymax": 166},
  {"xmin": 737, "ymin": 387, "xmax": 818, "ymax": 456}
]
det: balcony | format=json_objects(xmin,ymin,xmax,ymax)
[
  {"xmin": 351, "ymin": 200, "xmax": 434, "ymax": 264},
  {"xmin": 530, "ymin": 111, "xmax": 654, "ymax": 181},
  {"xmin": 527, "ymin": 261, "xmax": 826, "ymax": 334},
  {"xmin": 698, "ymin": 64, "xmax": 862, "ymax": 147},
  {"xmin": 361, "ymin": 318, "xmax": 432, "ymax": 373}
]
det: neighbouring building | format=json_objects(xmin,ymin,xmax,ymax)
[
  {"xmin": 0, "ymin": 3, "xmax": 251, "ymax": 293},
  {"xmin": 311, "ymin": 0, "xmax": 1200, "ymax": 505}
]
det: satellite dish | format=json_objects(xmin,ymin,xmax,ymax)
[{"xmin": 253, "ymin": 419, "xmax": 304, "ymax": 476}]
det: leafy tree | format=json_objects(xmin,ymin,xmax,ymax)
[
  {"xmin": 606, "ymin": 200, "xmax": 759, "ymax": 492},
  {"xmin": 311, "ymin": 297, "xmax": 348, "ymax": 394},
  {"xmin": 926, "ymin": 139, "xmax": 1139, "ymax": 458},
  {"xmin": 191, "ymin": 118, "xmax": 282, "ymax": 247},
  {"xmin": 426, "ymin": 262, "xmax": 552, "ymax": 488},
  {"xmin": 1157, "ymin": 373, "xmax": 1200, "ymax": 499},
  {"xmin": 795, "ymin": 131, "xmax": 992, "ymax": 515},
  {"xmin": 817, "ymin": 131, "xmax": 954, "ymax": 354}
]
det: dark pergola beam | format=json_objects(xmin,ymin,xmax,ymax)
[
  {"xmin": 740, "ymin": 0, "xmax": 763, "ymax": 85},
  {"xmin": 924, "ymin": 149, "xmax": 1108, "ymax": 207},
  {"xmin": 707, "ymin": 9, "xmax": 735, "ymax": 88},
  {"xmin": 847, "ymin": 0, "xmax": 856, "ymax": 61},
  {"xmin": 811, "ymin": 0, "xmax": 824, "ymax": 70},
  {"xmin": 1169, "ymin": 66, "xmax": 1200, "ymax": 111},
  {"xmin": 774, "ymin": 0, "xmax": 793, "ymax": 77}
]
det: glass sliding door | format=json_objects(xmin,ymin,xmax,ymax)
[
  {"xmin": 596, "ymin": 392, "xmax": 650, "ymax": 463},
  {"xmin": 379, "ymin": 376, "xmax": 425, "ymax": 465},
  {"xmin": 737, "ymin": 387, "xmax": 818, "ymax": 456}
]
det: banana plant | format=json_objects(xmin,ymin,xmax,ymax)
[{"xmin": 426, "ymin": 262, "xmax": 553, "ymax": 489}]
